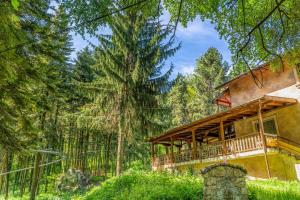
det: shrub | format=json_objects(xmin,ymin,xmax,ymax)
[
  {"xmin": 82, "ymin": 170, "xmax": 203, "ymax": 200},
  {"xmin": 247, "ymin": 178, "xmax": 300, "ymax": 200},
  {"xmin": 81, "ymin": 170, "xmax": 300, "ymax": 200}
]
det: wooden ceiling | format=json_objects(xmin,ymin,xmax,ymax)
[{"xmin": 149, "ymin": 95, "xmax": 297, "ymax": 143}]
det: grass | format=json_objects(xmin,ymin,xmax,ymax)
[
  {"xmin": 80, "ymin": 170, "xmax": 203, "ymax": 200},
  {"xmin": 247, "ymin": 178, "xmax": 300, "ymax": 200},
  {"xmin": 1, "ymin": 169, "xmax": 299, "ymax": 199},
  {"xmin": 81, "ymin": 170, "xmax": 300, "ymax": 200}
]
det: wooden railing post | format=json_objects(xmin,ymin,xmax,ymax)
[
  {"xmin": 192, "ymin": 130, "xmax": 197, "ymax": 159},
  {"xmin": 220, "ymin": 120, "xmax": 227, "ymax": 162},
  {"xmin": 258, "ymin": 100, "xmax": 271, "ymax": 179}
]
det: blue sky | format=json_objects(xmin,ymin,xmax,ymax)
[{"xmin": 71, "ymin": 17, "xmax": 232, "ymax": 78}]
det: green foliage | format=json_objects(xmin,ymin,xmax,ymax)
[
  {"xmin": 166, "ymin": 47, "xmax": 229, "ymax": 128},
  {"xmin": 82, "ymin": 171, "xmax": 203, "ymax": 200},
  {"xmin": 164, "ymin": 0, "xmax": 299, "ymax": 65},
  {"xmin": 247, "ymin": 179, "xmax": 300, "ymax": 200},
  {"xmin": 63, "ymin": 0, "xmax": 160, "ymax": 36},
  {"xmin": 189, "ymin": 47, "xmax": 229, "ymax": 119},
  {"xmin": 81, "ymin": 172, "xmax": 300, "ymax": 200},
  {"xmin": 1, "ymin": 170, "xmax": 300, "ymax": 200},
  {"xmin": 127, "ymin": 160, "xmax": 150, "ymax": 172},
  {"xmin": 11, "ymin": 0, "xmax": 19, "ymax": 10},
  {"xmin": 167, "ymin": 74, "xmax": 191, "ymax": 126},
  {"xmin": 0, "ymin": 0, "xmax": 71, "ymax": 150},
  {"xmin": 228, "ymin": 61, "xmax": 249, "ymax": 79},
  {"xmin": 87, "ymin": 3, "xmax": 179, "ymax": 174}
]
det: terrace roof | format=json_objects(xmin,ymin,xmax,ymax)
[{"xmin": 149, "ymin": 95, "xmax": 297, "ymax": 143}]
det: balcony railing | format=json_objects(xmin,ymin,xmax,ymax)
[{"xmin": 153, "ymin": 133, "xmax": 278, "ymax": 168}]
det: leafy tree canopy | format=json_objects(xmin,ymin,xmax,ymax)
[{"xmin": 164, "ymin": 0, "xmax": 299, "ymax": 67}]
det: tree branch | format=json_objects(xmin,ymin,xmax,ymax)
[
  {"xmin": 237, "ymin": 0, "xmax": 286, "ymax": 58},
  {"xmin": 169, "ymin": 0, "xmax": 183, "ymax": 41}
]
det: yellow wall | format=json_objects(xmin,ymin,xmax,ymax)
[
  {"xmin": 234, "ymin": 103, "xmax": 300, "ymax": 143},
  {"xmin": 176, "ymin": 153, "xmax": 299, "ymax": 180}
]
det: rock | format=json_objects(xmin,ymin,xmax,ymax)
[
  {"xmin": 57, "ymin": 169, "xmax": 91, "ymax": 192},
  {"xmin": 201, "ymin": 163, "xmax": 248, "ymax": 200}
]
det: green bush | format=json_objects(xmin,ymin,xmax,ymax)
[
  {"xmin": 81, "ymin": 170, "xmax": 300, "ymax": 200},
  {"xmin": 5, "ymin": 170, "xmax": 298, "ymax": 200},
  {"xmin": 247, "ymin": 179, "xmax": 300, "ymax": 200},
  {"xmin": 81, "ymin": 171, "xmax": 203, "ymax": 200}
]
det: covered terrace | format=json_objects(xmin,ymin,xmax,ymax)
[{"xmin": 149, "ymin": 95, "xmax": 298, "ymax": 176}]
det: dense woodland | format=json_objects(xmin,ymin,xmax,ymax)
[{"xmin": 0, "ymin": 0, "xmax": 299, "ymax": 199}]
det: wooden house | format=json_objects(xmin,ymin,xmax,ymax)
[{"xmin": 149, "ymin": 63, "xmax": 300, "ymax": 180}]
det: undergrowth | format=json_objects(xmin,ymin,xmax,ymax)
[
  {"xmin": 2, "ymin": 168, "xmax": 299, "ymax": 200},
  {"xmin": 81, "ymin": 170, "xmax": 300, "ymax": 200},
  {"xmin": 81, "ymin": 170, "xmax": 203, "ymax": 200}
]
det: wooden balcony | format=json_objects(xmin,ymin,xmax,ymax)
[{"xmin": 152, "ymin": 133, "xmax": 278, "ymax": 169}]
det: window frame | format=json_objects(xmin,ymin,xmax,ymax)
[{"xmin": 252, "ymin": 115, "xmax": 279, "ymax": 135}]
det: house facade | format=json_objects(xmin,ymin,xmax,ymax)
[{"xmin": 149, "ymin": 63, "xmax": 300, "ymax": 180}]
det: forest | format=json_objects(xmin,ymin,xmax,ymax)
[{"xmin": 0, "ymin": 0, "xmax": 299, "ymax": 199}]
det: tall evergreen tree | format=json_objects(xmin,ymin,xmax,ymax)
[
  {"xmin": 93, "ymin": 5, "xmax": 178, "ymax": 175},
  {"xmin": 167, "ymin": 74, "xmax": 191, "ymax": 127},
  {"xmin": 0, "ymin": 0, "xmax": 54, "ymax": 149},
  {"xmin": 189, "ymin": 48, "xmax": 229, "ymax": 119}
]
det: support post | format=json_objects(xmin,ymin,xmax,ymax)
[
  {"xmin": 220, "ymin": 120, "xmax": 227, "ymax": 162},
  {"xmin": 165, "ymin": 146, "xmax": 169, "ymax": 154},
  {"xmin": 293, "ymin": 67, "xmax": 300, "ymax": 84},
  {"xmin": 151, "ymin": 143, "xmax": 155, "ymax": 163},
  {"xmin": 170, "ymin": 137, "xmax": 174, "ymax": 163},
  {"xmin": 258, "ymin": 100, "xmax": 271, "ymax": 179},
  {"xmin": 179, "ymin": 140, "xmax": 182, "ymax": 153},
  {"xmin": 205, "ymin": 131, "xmax": 209, "ymax": 144},
  {"xmin": 192, "ymin": 130, "xmax": 197, "ymax": 159}
]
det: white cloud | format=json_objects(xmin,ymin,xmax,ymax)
[
  {"xmin": 177, "ymin": 19, "xmax": 217, "ymax": 39},
  {"xmin": 173, "ymin": 63, "xmax": 195, "ymax": 76},
  {"xmin": 181, "ymin": 65, "xmax": 194, "ymax": 74}
]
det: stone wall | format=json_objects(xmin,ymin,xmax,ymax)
[{"xmin": 202, "ymin": 163, "xmax": 248, "ymax": 200}]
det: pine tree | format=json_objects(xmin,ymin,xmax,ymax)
[
  {"xmin": 0, "ymin": 0, "xmax": 55, "ymax": 149},
  {"xmin": 167, "ymin": 74, "xmax": 191, "ymax": 126},
  {"xmin": 189, "ymin": 48, "xmax": 229, "ymax": 119},
  {"xmin": 93, "ymin": 5, "xmax": 179, "ymax": 175}
]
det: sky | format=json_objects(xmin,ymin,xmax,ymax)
[{"xmin": 71, "ymin": 16, "xmax": 232, "ymax": 78}]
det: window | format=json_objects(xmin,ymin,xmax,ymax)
[
  {"xmin": 253, "ymin": 117, "xmax": 278, "ymax": 135},
  {"xmin": 225, "ymin": 124, "xmax": 236, "ymax": 139}
]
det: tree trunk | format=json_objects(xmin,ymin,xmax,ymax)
[
  {"xmin": 4, "ymin": 149, "xmax": 10, "ymax": 200},
  {"xmin": 104, "ymin": 133, "xmax": 112, "ymax": 178},
  {"xmin": 30, "ymin": 152, "xmax": 42, "ymax": 200},
  {"xmin": 116, "ymin": 118, "xmax": 123, "ymax": 176}
]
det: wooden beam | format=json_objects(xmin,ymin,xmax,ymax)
[
  {"xmin": 192, "ymin": 130, "xmax": 197, "ymax": 159},
  {"xmin": 263, "ymin": 95, "xmax": 297, "ymax": 104},
  {"xmin": 220, "ymin": 120, "xmax": 227, "ymax": 162},
  {"xmin": 258, "ymin": 100, "xmax": 271, "ymax": 179},
  {"xmin": 198, "ymin": 122, "xmax": 234, "ymax": 134}
]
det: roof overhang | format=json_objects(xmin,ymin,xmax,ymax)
[
  {"xmin": 215, "ymin": 63, "xmax": 269, "ymax": 90},
  {"xmin": 149, "ymin": 95, "xmax": 297, "ymax": 143}
]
